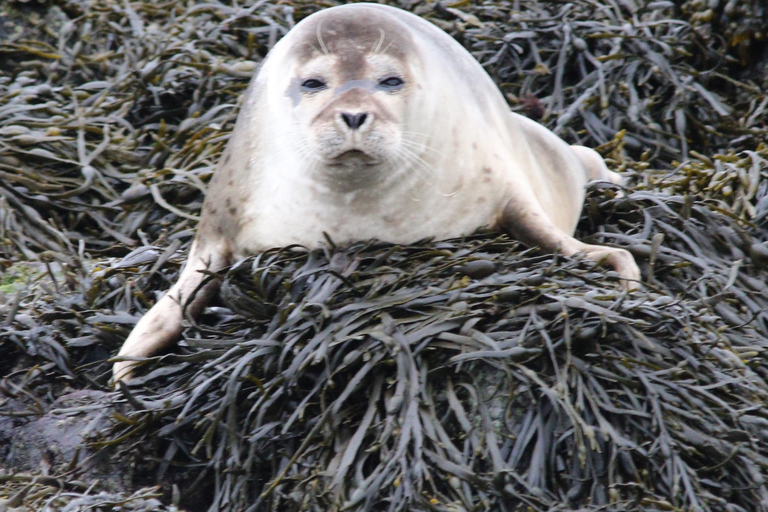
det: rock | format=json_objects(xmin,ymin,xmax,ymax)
[{"xmin": 0, "ymin": 390, "xmax": 132, "ymax": 493}]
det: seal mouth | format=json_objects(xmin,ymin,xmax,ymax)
[{"xmin": 327, "ymin": 149, "xmax": 379, "ymax": 166}]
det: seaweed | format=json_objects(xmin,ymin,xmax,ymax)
[{"xmin": 1, "ymin": 0, "xmax": 767, "ymax": 511}]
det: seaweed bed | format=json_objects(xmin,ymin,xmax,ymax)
[{"xmin": 1, "ymin": 0, "xmax": 768, "ymax": 511}]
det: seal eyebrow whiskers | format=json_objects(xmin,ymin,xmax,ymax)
[
  {"xmin": 112, "ymin": 3, "xmax": 641, "ymax": 384},
  {"xmin": 372, "ymin": 28, "xmax": 387, "ymax": 54},
  {"xmin": 316, "ymin": 21, "xmax": 330, "ymax": 56},
  {"xmin": 380, "ymin": 40, "xmax": 396, "ymax": 56}
]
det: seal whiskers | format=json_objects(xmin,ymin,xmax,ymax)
[{"xmin": 112, "ymin": 3, "xmax": 641, "ymax": 383}]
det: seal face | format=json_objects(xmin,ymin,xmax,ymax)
[
  {"xmin": 113, "ymin": 3, "xmax": 641, "ymax": 382},
  {"xmin": 285, "ymin": 19, "xmax": 413, "ymax": 192}
]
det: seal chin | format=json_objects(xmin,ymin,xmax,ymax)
[
  {"xmin": 316, "ymin": 149, "xmax": 390, "ymax": 193},
  {"xmin": 112, "ymin": 3, "xmax": 643, "ymax": 383}
]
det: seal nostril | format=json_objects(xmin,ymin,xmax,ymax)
[{"xmin": 341, "ymin": 112, "xmax": 368, "ymax": 130}]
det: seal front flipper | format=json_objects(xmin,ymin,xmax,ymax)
[
  {"xmin": 497, "ymin": 197, "xmax": 641, "ymax": 290},
  {"xmin": 110, "ymin": 3, "xmax": 645, "ymax": 383},
  {"xmin": 111, "ymin": 239, "xmax": 230, "ymax": 384}
]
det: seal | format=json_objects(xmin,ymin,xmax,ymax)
[{"xmin": 112, "ymin": 3, "xmax": 640, "ymax": 382}]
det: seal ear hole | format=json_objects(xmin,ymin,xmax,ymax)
[
  {"xmin": 378, "ymin": 76, "xmax": 404, "ymax": 91},
  {"xmin": 301, "ymin": 78, "xmax": 327, "ymax": 92}
]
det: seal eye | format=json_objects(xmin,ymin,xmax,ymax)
[
  {"xmin": 301, "ymin": 78, "xmax": 327, "ymax": 92},
  {"xmin": 379, "ymin": 76, "xmax": 404, "ymax": 91}
]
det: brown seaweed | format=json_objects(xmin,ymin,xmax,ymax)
[{"xmin": 1, "ymin": 0, "xmax": 767, "ymax": 511}]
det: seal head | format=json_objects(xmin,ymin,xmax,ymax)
[
  {"xmin": 112, "ymin": 4, "xmax": 641, "ymax": 383},
  {"xmin": 285, "ymin": 10, "xmax": 416, "ymax": 191}
]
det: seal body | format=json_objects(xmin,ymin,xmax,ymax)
[{"xmin": 113, "ymin": 3, "xmax": 640, "ymax": 382}]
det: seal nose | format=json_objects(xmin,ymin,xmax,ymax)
[{"xmin": 340, "ymin": 112, "xmax": 368, "ymax": 130}]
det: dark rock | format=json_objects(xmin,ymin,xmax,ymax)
[{"xmin": 1, "ymin": 390, "xmax": 132, "ymax": 493}]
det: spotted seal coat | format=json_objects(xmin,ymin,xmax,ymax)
[{"xmin": 113, "ymin": 3, "xmax": 640, "ymax": 382}]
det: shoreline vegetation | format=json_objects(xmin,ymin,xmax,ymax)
[{"xmin": 1, "ymin": 1, "xmax": 767, "ymax": 511}]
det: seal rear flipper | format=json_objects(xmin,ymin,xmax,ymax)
[
  {"xmin": 570, "ymin": 145, "xmax": 623, "ymax": 185},
  {"xmin": 497, "ymin": 198, "xmax": 640, "ymax": 290},
  {"xmin": 111, "ymin": 240, "xmax": 230, "ymax": 384}
]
